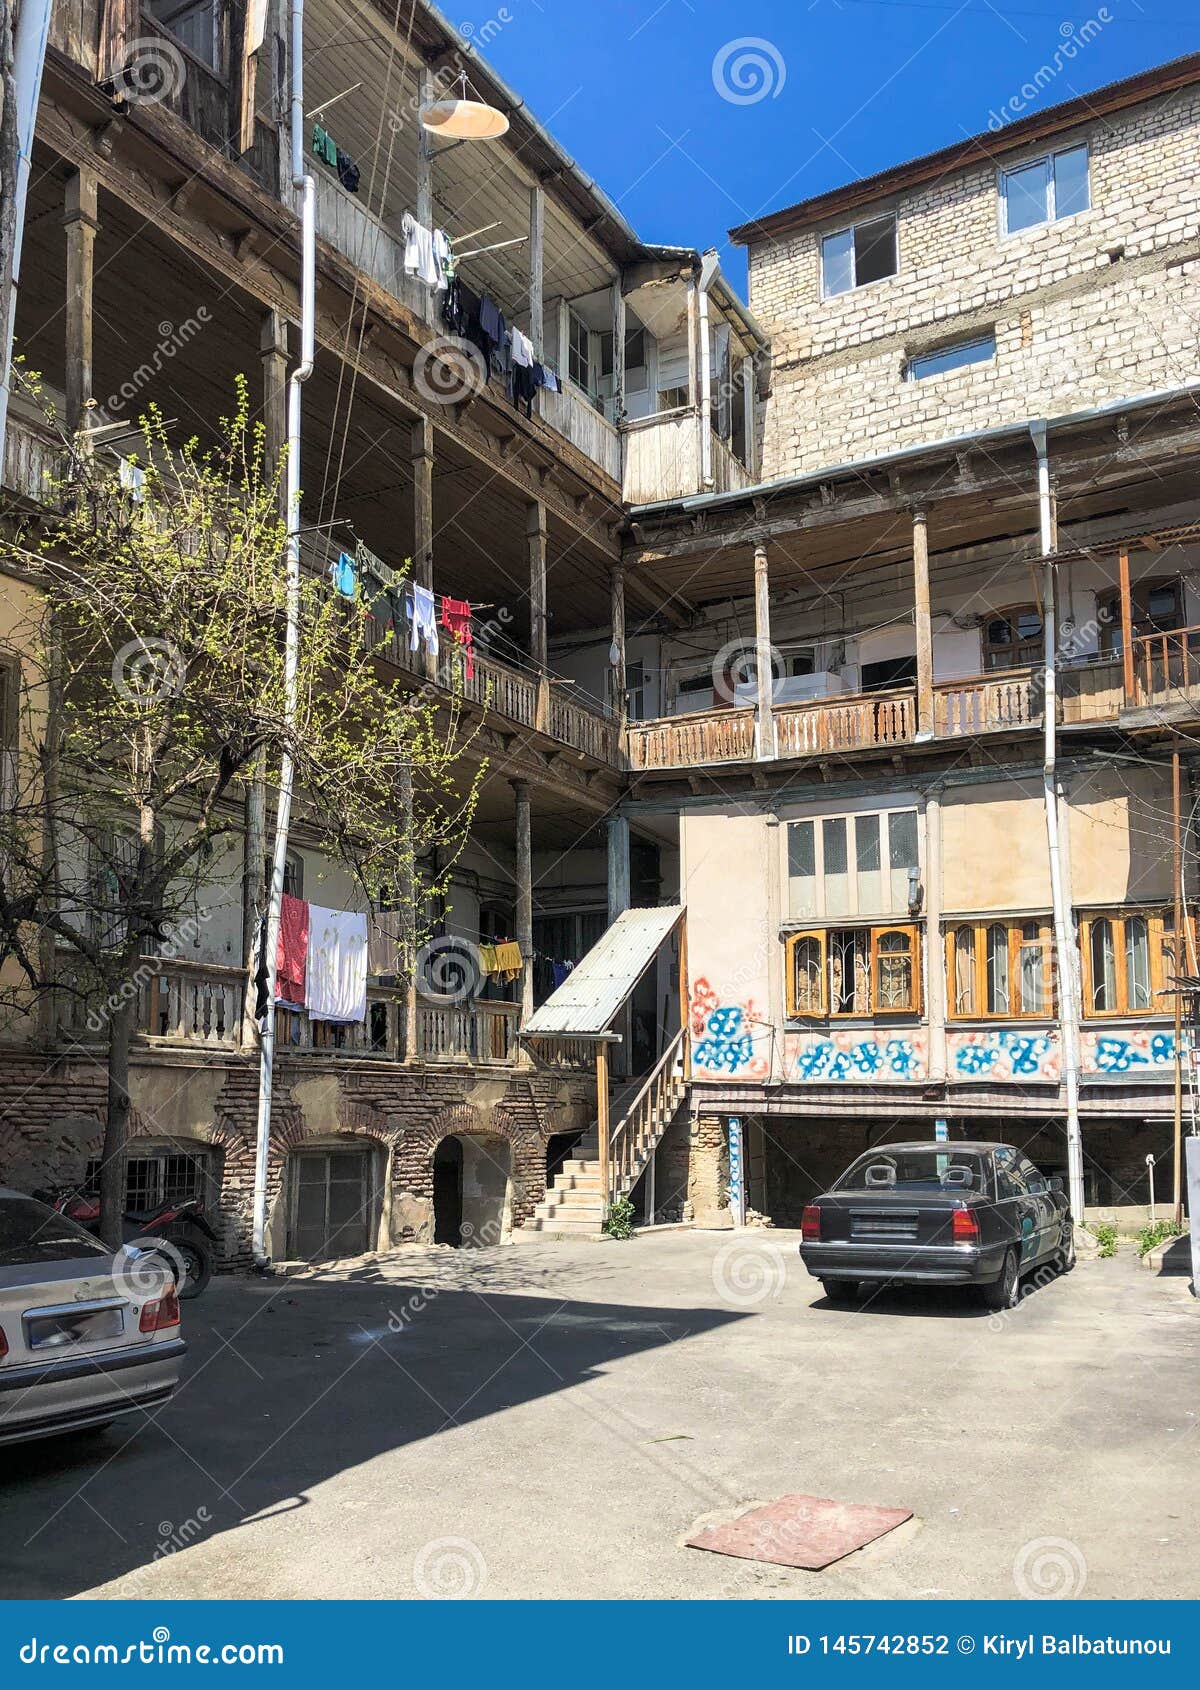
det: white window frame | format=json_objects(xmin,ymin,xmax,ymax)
[
  {"xmin": 905, "ymin": 332, "xmax": 996, "ymax": 383},
  {"xmin": 998, "ymin": 142, "xmax": 1090, "ymax": 238},
  {"xmin": 820, "ymin": 214, "xmax": 898, "ymax": 300},
  {"xmin": 784, "ymin": 806, "xmax": 921, "ymax": 922}
]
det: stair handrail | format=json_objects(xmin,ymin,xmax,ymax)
[{"xmin": 606, "ymin": 1026, "xmax": 688, "ymax": 1204}]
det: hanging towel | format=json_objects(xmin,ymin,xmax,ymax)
[
  {"xmin": 539, "ymin": 364, "xmax": 560, "ymax": 394},
  {"xmin": 335, "ymin": 147, "xmax": 360, "ymax": 193},
  {"xmin": 306, "ymin": 906, "xmax": 368, "ymax": 1024},
  {"xmin": 478, "ymin": 943, "xmax": 499, "ymax": 975},
  {"xmin": 432, "ymin": 228, "xmax": 452, "ymax": 291},
  {"xmin": 440, "ymin": 596, "xmax": 474, "ymax": 679},
  {"xmin": 330, "ymin": 551, "xmax": 357, "ymax": 598},
  {"xmin": 407, "ymin": 582, "xmax": 439, "ymax": 657},
  {"xmin": 312, "ymin": 124, "xmax": 338, "ymax": 167},
  {"xmin": 276, "ymin": 892, "xmax": 310, "ymax": 1010},
  {"xmin": 510, "ymin": 326, "xmax": 535, "ymax": 369},
  {"xmin": 491, "ymin": 940, "xmax": 523, "ymax": 983},
  {"xmin": 402, "ymin": 213, "xmax": 442, "ymax": 288}
]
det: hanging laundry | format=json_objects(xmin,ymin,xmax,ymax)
[
  {"xmin": 276, "ymin": 892, "xmax": 310, "ymax": 1010},
  {"xmin": 335, "ymin": 147, "xmax": 360, "ymax": 194},
  {"xmin": 312, "ymin": 124, "xmax": 338, "ymax": 167},
  {"xmin": 402, "ymin": 214, "xmax": 449, "ymax": 290},
  {"xmin": 440, "ymin": 596, "xmax": 475, "ymax": 679},
  {"xmin": 510, "ymin": 327, "xmax": 535, "ymax": 369},
  {"xmin": 306, "ymin": 905, "xmax": 368, "ymax": 1024},
  {"xmin": 478, "ymin": 943, "xmax": 499, "ymax": 975},
  {"xmin": 537, "ymin": 364, "xmax": 560, "ymax": 394},
  {"xmin": 432, "ymin": 229, "xmax": 452, "ymax": 290},
  {"xmin": 491, "ymin": 940, "xmax": 523, "ymax": 983},
  {"xmin": 118, "ymin": 458, "xmax": 146, "ymax": 501},
  {"xmin": 357, "ymin": 542, "xmax": 402, "ymax": 634},
  {"xmin": 550, "ymin": 959, "xmax": 573, "ymax": 990},
  {"xmin": 511, "ymin": 361, "xmax": 537, "ymax": 419},
  {"xmin": 253, "ymin": 911, "xmax": 270, "ymax": 1020},
  {"xmin": 406, "ymin": 582, "xmax": 439, "ymax": 658},
  {"xmin": 330, "ymin": 551, "xmax": 357, "ymax": 598}
]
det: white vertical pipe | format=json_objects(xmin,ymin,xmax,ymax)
[
  {"xmin": 1031, "ymin": 421, "xmax": 1085, "ymax": 1227},
  {"xmin": 252, "ymin": 0, "xmax": 315, "ymax": 1266},
  {"xmin": 0, "ymin": 0, "xmax": 54, "ymax": 467},
  {"xmin": 697, "ymin": 282, "xmax": 713, "ymax": 490}
]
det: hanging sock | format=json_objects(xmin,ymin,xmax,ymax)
[
  {"xmin": 406, "ymin": 582, "xmax": 439, "ymax": 657},
  {"xmin": 440, "ymin": 596, "xmax": 474, "ymax": 679}
]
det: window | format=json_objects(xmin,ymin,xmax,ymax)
[
  {"xmin": 567, "ymin": 311, "xmax": 591, "ymax": 393},
  {"xmin": 657, "ymin": 385, "xmax": 689, "ymax": 411},
  {"xmin": 906, "ymin": 333, "xmax": 996, "ymax": 382},
  {"xmin": 946, "ymin": 918, "xmax": 1054, "ymax": 1019},
  {"xmin": 148, "ymin": 0, "xmax": 220, "ymax": 69},
  {"xmin": 786, "ymin": 925, "xmax": 921, "ymax": 1018},
  {"xmin": 1000, "ymin": 143, "xmax": 1089, "ymax": 235},
  {"xmin": 1080, "ymin": 908, "xmax": 1178, "ymax": 1017},
  {"xmin": 787, "ymin": 810, "xmax": 918, "ymax": 920},
  {"xmin": 84, "ymin": 1145, "xmax": 210, "ymax": 1211},
  {"xmin": 835, "ymin": 1147, "xmax": 991, "ymax": 1195},
  {"xmin": 861, "ymin": 655, "xmax": 916, "ymax": 692},
  {"xmin": 1098, "ymin": 577, "xmax": 1182, "ymax": 657},
  {"xmin": 625, "ymin": 659, "xmax": 646, "ymax": 723},
  {"xmin": 674, "ymin": 670, "xmax": 715, "ymax": 714},
  {"xmin": 599, "ymin": 325, "xmax": 647, "ymax": 379},
  {"xmin": 983, "ymin": 605, "xmax": 1043, "ymax": 671},
  {"xmin": 821, "ymin": 214, "xmax": 898, "ymax": 297}
]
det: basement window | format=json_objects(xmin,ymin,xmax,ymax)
[
  {"xmin": 906, "ymin": 332, "xmax": 996, "ymax": 382},
  {"xmin": 820, "ymin": 215, "xmax": 898, "ymax": 298},
  {"xmin": 999, "ymin": 143, "xmax": 1090, "ymax": 236}
]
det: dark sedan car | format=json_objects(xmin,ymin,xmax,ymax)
[{"xmin": 798, "ymin": 1142, "xmax": 1074, "ymax": 1310}]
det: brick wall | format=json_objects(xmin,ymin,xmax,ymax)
[
  {"xmin": 0, "ymin": 1047, "xmax": 595, "ymax": 1268},
  {"xmin": 748, "ymin": 86, "xmax": 1200, "ymax": 476},
  {"xmin": 656, "ymin": 1109, "xmax": 730, "ymax": 1227}
]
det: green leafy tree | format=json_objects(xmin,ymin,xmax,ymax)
[{"xmin": 0, "ymin": 375, "xmax": 478, "ymax": 1244}]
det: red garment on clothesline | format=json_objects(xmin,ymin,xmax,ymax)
[
  {"xmin": 440, "ymin": 596, "xmax": 474, "ymax": 679},
  {"xmin": 277, "ymin": 892, "xmax": 309, "ymax": 1006}
]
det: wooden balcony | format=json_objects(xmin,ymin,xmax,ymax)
[
  {"xmin": 621, "ymin": 410, "xmax": 752, "ymax": 504},
  {"xmin": 1132, "ymin": 625, "xmax": 1200, "ymax": 712},
  {"xmin": 626, "ymin": 706, "xmax": 756, "ymax": 771},
  {"xmin": 775, "ymin": 688, "xmax": 915, "ymax": 757},
  {"xmin": 414, "ymin": 999, "xmax": 519, "ymax": 1066}
]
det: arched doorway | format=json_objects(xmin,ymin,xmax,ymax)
[
  {"xmin": 432, "ymin": 1136, "xmax": 463, "ymax": 1244},
  {"xmin": 431, "ymin": 1133, "xmax": 513, "ymax": 1247}
]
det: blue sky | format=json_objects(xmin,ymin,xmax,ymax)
[{"xmin": 479, "ymin": 0, "xmax": 1198, "ymax": 290}]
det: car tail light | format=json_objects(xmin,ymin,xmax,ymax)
[
  {"xmin": 0, "ymin": 1324, "xmax": 7, "ymax": 1361},
  {"xmin": 139, "ymin": 1290, "xmax": 180, "ymax": 1333},
  {"xmin": 952, "ymin": 1207, "xmax": 980, "ymax": 1243},
  {"xmin": 801, "ymin": 1204, "xmax": 822, "ymax": 1242}
]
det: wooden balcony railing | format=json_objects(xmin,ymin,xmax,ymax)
[
  {"xmin": 626, "ymin": 706, "xmax": 756, "ymax": 771},
  {"xmin": 414, "ymin": 998, "xmax": 519, "ymax": 1065},
  {"xmin": 775, "ymin": 688, "xmax": 915, "ymax": 758},
  {"xmin": 1134, "ymin": 625, "xmax": 1200, "ymax": 706},
  {"xmin": 934, "ymin": 670, "xmax": 1042, "ymax": 737}
]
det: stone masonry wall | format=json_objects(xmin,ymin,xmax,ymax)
[{"xmin": 748, "ymin": 86, "xmax": 1200, "ymax": 477}]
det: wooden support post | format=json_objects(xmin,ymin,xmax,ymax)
[
  {"xmin": 411, "ymin": 415, "xmax": 435, "ymax": 678},
  {"xmin": 63, "ymin": 169, "xmax": 98, "ymax": 438},
  {"xmin": 913, "ymin": 507, "xmax": 934, "ymax": 739},
  {"xmin": 753, "ymin": 542, "xmax": 776, "ymax": 761},
  {"xmin": 1173, "ymin": 747, "xmax": 1184, "ymax": 1226},
  {"xmin": 399, "ymin": 762, "xmax": 419, "ymax": 1062},
  {"xmin": 1119, "ymin": 546, "xmax": 1135, "ymax": 705},
  {"xmin": 528, "ymin": 185, "xmax": 544, "ymax": 357},
  {"xmin": 512, "ymin": 778, "xmax": 534, "ymax": 1030},
  {"xmin": 259, "ymin": 309, "xmax": 289, "ymax": 493},
  {"xmin": 610, "ymin": 563, "xmax": 627, "ymax": 728},
  {"xmin": 610, "ymin": 279, "xmax": 626, "ymax": 424},
  {"xmin": 527, "ymin": 499, "xmax": 548, "ymax": 730},
  {"xmin": 741, "ymin": 354, "xmax": 755, "ymax": 476},
  {"xmin": 596, "ymin": 1039, "xmax": 610, "ymax": 1213},
  {"xmin": 607, "ymin": 813, "xmax": 630, "ymax": 924},
  {"xmin": 416, "ymin": 69, "xmax": 434, "ymax": 230}
]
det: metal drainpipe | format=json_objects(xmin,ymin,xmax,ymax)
[
  {"xmin": 0, "ymin": 0, "xmax": 54, "ymax": 468},
  {"xmin": 697, "ymin": 278, "xmax": 713, "ymax": 490},
  {"xmin": 1031, "ymin": 421, "xmax": 1085, "ymax": 1225},
  {"xmin": 252, "ymin": 0, "xmax": 316, "ymax": 1268}
]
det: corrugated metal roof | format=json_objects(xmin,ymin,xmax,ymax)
[{"xmin": 522, "ymin": 906, "xmax": 683, "ymax": 1038}]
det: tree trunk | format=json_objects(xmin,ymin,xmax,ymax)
[{"xmin": 98, "ymin": 995, "xmax": 135, "ymax": 1248}]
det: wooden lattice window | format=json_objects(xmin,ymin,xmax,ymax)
[
  {"xmin": 1079, "ymin": 908, "xmax": 1179, "ymax": 1018},
  {"xmin": 785, "ymin": 925, "xmax": 921, "ymax": 1018},
  {"xmin": 945, "ymin": 919, "xmax": 1054, "ymax": 1019}
]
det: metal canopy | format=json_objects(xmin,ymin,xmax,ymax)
[{"xmin": 522, "ymin": 905, "xmax": 684, "ymax": 1039}]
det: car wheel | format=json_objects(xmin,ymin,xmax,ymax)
[
  {"xmin": 982, "ymin": 1247, "xmax": 1020, "ymax": 1312},
  {"xmin": 819, "ymin": 1280, "xmax": 858, "ymax": 1304},
  {"xmin": 1056, "ymin": 1225, "xmax": 1076, "ymax": 1274},
  {"xmin": 156, "ymin": 1238, "xmax": 212, "ymax": 1299}
]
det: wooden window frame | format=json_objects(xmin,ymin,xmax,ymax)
[
  {"xmin": 944, "ymin": 918, "xmax": 1054, "ymax": 1021},
  {"xmin": 785, "ymin": 923, "xmax": 922, "ymax": 1020},
  {"xmin": 785, "ymin": 808, "xmax": 920, "ymax": 922},
  {"xmin": 1078, "ymin": 906, "xmax": 1181, "ymax": 1019},
  {"xmin": 982, "ymin": 603, "xmax": 1043, "ymax": 672}
]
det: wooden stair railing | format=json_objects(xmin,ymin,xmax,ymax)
[{"xmin": 606, "ymin": 1027, "xmax": 689, "ymax": 1207}]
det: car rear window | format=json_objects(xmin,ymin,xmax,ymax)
[
  {"xmin": 834, "ymin": 1150, "xmax": 991, "ymax": 1195},
  {"xmin": 0, "ymin": 1196, "xmax": 109, "ymax": 1265}
]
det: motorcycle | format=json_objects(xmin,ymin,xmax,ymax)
[{"xmin": 34, "ymin": 1186, "xmax": 218, "ymax": 1298}]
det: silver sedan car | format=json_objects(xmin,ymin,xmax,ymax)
[{"xmin": 0, "ymin": 1187, "xmax": 187, "ymax": 1446}]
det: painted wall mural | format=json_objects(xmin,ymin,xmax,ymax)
[
  {"xmin": 947, "ymin": 1029, "xmax": 1061, "ymax": 1083},
  {"xmin": 689, "ymin": 978, "xmax": 771, "ymax": 1079},
  {"xmin": 1080, "ymin": 1028, "xmax": 1184, "ymax": 1075},
  {"xmin": 782, "ymin": 1029, "xmax": 929, "ymax": 1084}
]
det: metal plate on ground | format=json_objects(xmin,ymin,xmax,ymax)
[{"xmin": 686, "ymin": 1493, "xmax": 912, "ymax": 1570}]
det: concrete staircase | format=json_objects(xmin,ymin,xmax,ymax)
[{"xmin": 516, "ymin": 1031, "xmax": 688, "ymax": 1240}]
